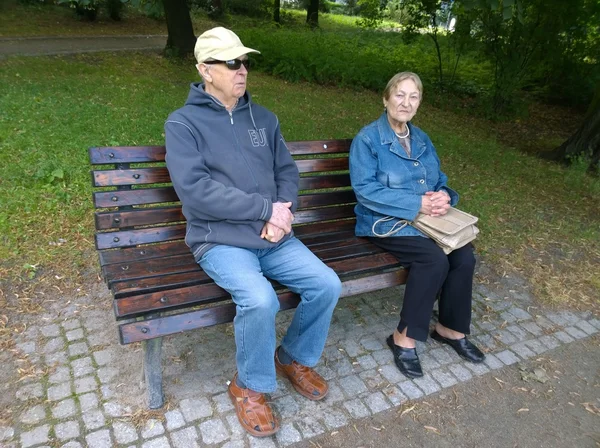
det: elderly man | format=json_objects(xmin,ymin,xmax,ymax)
[{"xmin": 164, "ymin": 27, "xmax": 341, "ymax": 437}]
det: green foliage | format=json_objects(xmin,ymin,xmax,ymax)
[{"xmin": 356, "ymin": 0, "xmax": 384, "ymax": 29}]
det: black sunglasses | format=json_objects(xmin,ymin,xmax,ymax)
[{"xmin": 203, "ymin": 59, "xmax": 250, "ymax": 71}]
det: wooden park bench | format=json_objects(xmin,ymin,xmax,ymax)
[{"xmin": 89, "ymin": 139, "xmax": 407, "ymax": 409}]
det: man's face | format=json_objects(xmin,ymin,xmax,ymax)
[{"xmin": 202, "ymin": 56, "xmax": 249, "ymax": 105}]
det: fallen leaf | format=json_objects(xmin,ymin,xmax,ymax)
[
  {"xmin": 517, "ymin": 408, "xmax": 529, "ymax": 413},
  {"xmin": 424, "ymin": 425, "xmax": 441, "ymax": 434}
]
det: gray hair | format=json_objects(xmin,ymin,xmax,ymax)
[{"xmin": 383, "ymin": 72, "xmax": 423, "ymax": 100}]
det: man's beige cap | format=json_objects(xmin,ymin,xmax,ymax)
[{"xmin": 194, "ymin": 27, "xmax": 260, "ymax": 64}]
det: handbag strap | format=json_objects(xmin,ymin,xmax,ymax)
[{"xmin": 371, "ymin": 216, "xmax": 408, "ymax": 237}]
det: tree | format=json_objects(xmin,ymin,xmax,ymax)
[
  {"xmin": 163, "ymin": 0, "xmax": 196, "ymax": 57},
  {"xmin": 274, "ymin": 0, "xmax": 281, "ymax": 23},
  {"xmin": 545, "ymin": 84, "xmax": 600, "ymax": 175},
  {"xmin": 307, "ymin": 0, "xmax": 319, "ymax": 27}
]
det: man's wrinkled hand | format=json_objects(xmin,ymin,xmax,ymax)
[
  {"xmin": 268, "ymin": 202, "xmax": 293, "ymax": 233},
  {"xmin": 261, "ymin": 222, "xmax": 286, "ymax": 243}
]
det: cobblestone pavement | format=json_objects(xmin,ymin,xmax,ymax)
[{"xmin": 1, "ymin": 267, "xmax": 599, "ymax": 448}]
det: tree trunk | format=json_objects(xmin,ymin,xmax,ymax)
[
  {"xmin": 163, "ymin": 0, "xmax": 196, "ymax": 57},
  {"xmin": 274, "ymin": 0, "xmax": 281, "ymax": 23},
  {"xmin": 306, "ymin": 0, "xmax": 319, "ymax": 28},
  {"xmin": 545, "ymin": 103, "xmax": 600, "ymax": 175}
]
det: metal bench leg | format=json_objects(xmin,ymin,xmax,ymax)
[{"xmin": 143, "ymin": 337, "xmax": 164, "ymax": 409}]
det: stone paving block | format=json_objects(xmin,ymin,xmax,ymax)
[
  {"xmin": 520, "ymin": 321, "xmax": 543, "ymax": 336},
  {"xmin": 84, "ymin": 316, "xmax": 107, "ymax": 331},
  {"xmin": 164, "ymin": 409, "xmax": 186, "ymax": 431},
  {"xmin": 61, "ymin": 442, "xmax": 83, "ymax": 448},
  {"xmin": 66, "ymin": 328, "xmax": 84, "ymax": 342},
  {"xmin": 575, "ymin": 320, "xmax": 598, "ymax": 335},
  {"xmin": 588, "ymin": 318, "xmax": 600, "ymax": 330},
  {"xmin": 40, "ymin": 324, "xmax": 60, "ymax": 338},
  {"xmin": 485, "ymin": 299, "xmax": 511, "ymax": 311},
  {"xmin": 316, "ymin": 365, "xmax": 336, "ymax": 381},
  {"xmin": 20, "ymin": 424, "xmax": 50, "ymax": 448},
  {"xmin": 0, "ymin": 426, "xmax": 15, "ymax": 441},
  {"xmin": 511, "ymin": 342, "xmax": 536, "ymax": 359},
  {"xmin": 379, "ymin": 364, "xmax": 404, "ymax": 384},
  {"xmin": 44, "ymin": 337, "xmax": 65, "ymax": 354},
  {"xmin": 20, "ymin": 404, "xmax": 46, "ymax": 424},
  {"xmin": 222, "ymin": 441, "xmax": 245, "ymax": 448},
  {"xmin": 499, "ymin": 311, "xmax": 518, "ymax": 324},
  {"xmin": 112, "ymin": 421, "xmax": 139, "ymax": 444},
  {"xmin": 340, "ymin": 339, "xmax": 364, "ymax": 358},
  {"xmin": 331, "ymin": 357, "xmax": 354, "ymax": 376},
  {"xmin": 495, "ymin": 330, "xmax": 517, "ymax": 345},
  {"xmin": 55, "ymin": 420, "xmax": 80, "ymax": 441},
  {"xmin": 420, "ymin": 353, "xmax": 441, "ymax": 370},
  {"xmin": 382, "ymin": 385, "xmax": 407, "ymax": 406},
  {"xmin": 180, "ymin": 398, "xmax": 213, "ymax": 422},
  {"xmin": 339, "ymin": 374, "xmax": 368, "ymax": 396},
  {"xmin": 49, "ymin": 366, "xmax": 70, "ymax": 384},
  {"xmin": 100, "ymin": 384, "xmax": 114, "ymax": 399},
  {"xmin": 429, "ymin": 348, "xmax": 454, "ymax": 365},
  {"xmin": 359, "ymin": 369, "xmax": 385, "ymax": 389},
  {"xmin": 273, "ymin": 394, "xmax": 300, "ymax": 419},
  {"xmin": 52, "ymin": 398, "xmax": 77, "ymax": 419},
  {"xmin": 297, "ymin": 416, "xmax": 326, "ymax": 438},
  {"xmin": 398, "ymin": 381, "xmax": 424, "ymax": 399},
  {"xmin": 534, "ymin": 315, "xmax": 555, "ymax": 330},
  {"xmin": 88, "ymin": 332, "xmax": 110, "ymax": 347},
  {"xmin": 506, "ymin": 325, "xmax": 530, "ymax": 341},
  {"xmin": 68, "ymin": 342, "xmax": 89, "ymax": 357},
  {"xmin": 325, "ymin": 382, "xmax": 345, "ymax": 403},
  {"xmin": 62, "ymin": 319, "xmax": 81, "ymax": 330},
  {"xmin": 141, "ymin": 419, "xmax": 165, "ymax": 439},
  {"xmin": 74, "ymin": 376, "xmax": 97, "ymax": 394},
  {"xmin": 365, "ymin": 391, "xmax": 391, "ymax": 413},
  {"xmin": 98, "ymin": 366, "xmax": 119, "ymax": 384},
  {"xmin": 360, "ymin": 336, "xmax": 384, "ymax": 351},
  {"xmin": 545, "ymin": 312, "xmax": 569, "ymax": 326},
  {"xmin": 507, "ymin": 306, "xmax": 532, "ymax": 320},
  {"xmin": 564, "ymin": 326, "xmax": 587, "ymax": 339},
  {"xmin": 141, "ymin": 436, "xmax": 170, "ymax": 448},
  {"xmin": 524, "ymin": 339, "xmax": 547, "ymax": 354},
  {"xmin": 413, "ymin": 374, "xmax": 441, "ymax": 395},
  {"xmin": 553, "ymin": 331, "xmax": 575, "ymax": 344},
  {"xmin": 92, "ymin": 349, "xmax": 114, "ymax": 366},
  {"xmin": 538, "ymin": 335, "xmax": 560, "ymax": 351},
  {"xmin": 275, "ymin": 423, "xmax": 305, "ymax": 448},
  {"xmin": 448, "ymin": 364, "xmax": 473, "ymax": 381},
  {"xmin": 343, "ymin": 398, "xmax": 371, "ymax": 418},
  {"xmin": 477, "ymin": 321, "xmax": 497, "ymax": 332},
  {"xmin": 248, "ymin": 436, "xmax": 277, "ymax": 447},
  {"xmin": 47, "ymin": 382, "xmax": 72, "ymax": 401},
  {"xmin": 199, "ymin": 418, "xmax": 230, "ymax": 444},
  {"xmin": 321, "ymin": 407, "xmax": 349, "ymax": 429},
  {"xmin": 78, "ymin": 392, "xmax": 99, "ymax": 412},
  {"xmin": 45, "ymin": 351, "xmax": 68, "ymax": 366},
  {"xmin": 212, "ymin": 391, "xmax": 234, "ymax": 414},
  {"xmin": 372, "ymin": 349, "xmax": 392, "ymax": 366},
  {"xmin": 465, "ymin": 362, "xmax": 490, "ymax": 376},
  {"xmin": 103, "ymin": 401, "xmax": 130, "ymax": 417},
  {"xmin": 224, "ymin": 413, "xmax": 245, "ymax": 439},
  {"xmin": 71, "ymin": 356, "xmax": 94, "ymax": 378},
  {"xmin": 430, "ymin": 368, "xmax": 458, "ymax": 388},
  {"xmin": 483, "ymin": 354, "xmax": 504, "ymax": 370},
  {"xmin": 83, "ymin": 409, "xmax": 106, "ymax": 430},
  {"xmin": 16, "ymin": 341, "xmax": 36, "ymax": 355},
  {"xmin": 356, "ymin": 354, "xmax": 377, "ymax": 370},
  {"xmin": 171, "ymin": 426, "xmax": 199, "ymax": 448}
]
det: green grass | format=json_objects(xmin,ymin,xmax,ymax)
[{"xmin": 0, "ymin": 52, "xmax": 598, "ymax": 309}]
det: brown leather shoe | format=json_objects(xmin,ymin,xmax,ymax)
[
  {"xmin": 275, "ymin": 348, "xmax": 328, "ymax": 401},
  {"xmin": 228, "ymin": 373, "xmax": 280, "ymax": 437}
]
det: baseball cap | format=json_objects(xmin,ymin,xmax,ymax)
[{"xmin": 194, "ymin": 27, "xmax": 260, "ymax": 64}]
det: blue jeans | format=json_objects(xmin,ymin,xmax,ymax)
[{"xmin": 199, "ymin": 236, "xmax": 341, "ymax": 393}]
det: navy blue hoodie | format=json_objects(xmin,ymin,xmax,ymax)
[{"xmin": 165, "ymin": 82, "xmax": 299, "ymax": 261}]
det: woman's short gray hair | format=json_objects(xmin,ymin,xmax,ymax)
[{"xmin": 383, "ymin": 72, "xmax": 423, "ymax": 100}]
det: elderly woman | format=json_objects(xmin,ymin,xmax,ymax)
[{"xmin": 349, "ymin": 72, "xmax": 485, "ymax": 378}]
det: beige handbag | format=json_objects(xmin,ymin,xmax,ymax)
[{"xmin": 411, "ymin": 208, "xmax": 479, "ymax": 254}]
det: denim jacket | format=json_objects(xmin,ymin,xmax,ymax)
[{"xmin": 349, "ymin": 113, "xmax": 459, "ymax": 238}]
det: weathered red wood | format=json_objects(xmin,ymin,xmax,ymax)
[
  {"xmin": 297, "ymin": 190, "xmax": 356, "ymax": 208},
  {"xmin": 295, "ymin": 157, "xmax": 349, "ymax": 174},
  {"xmin": 293, "ymin": 205, "xmax": 356, "ymax": 225},
  {"xmin": 95, "ymin": 207, "xmax": 185, "ymax": 230},
  {"xmin": 298, "ymin": 174, "xmax": 351, "ymax": 191},
  {"xmin": 92, "ymin": 168, "xmax": 171, "ymax": 187},
  {"xmin": 94, "ymin": 187, "xmax": 180, "ymax": 208},
  {"xmin": 89, "ymin": 146, "xmax": 166, "ymax": 164},
  {"xmin": 118, "ymin": 270, "xmax": 405, "ymax": 344},
  {"xmin": 287, "ymin": 140, "xmax": 352, "ymax": 156},
  {"xmin": 98, "ymin": 241, "xmax": 189, "ymax": 266},
  {"xmin": 96, "ymin": 224, "xmax": 186, "ymax": 250}
]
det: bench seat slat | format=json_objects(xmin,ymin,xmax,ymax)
[
  {"xmin": 114, "ymin": 252, "xmax": 401, "ymax": 320},
  {"xmin": 89, "ymin": 146, "xmax": 166, "ymax": 164},
  {"xmin": 94, "ymin": 187, "xmax": 180, "ymax": 208},
  {"xmin": 287, "ymin": 139, "xmax": 352, "ymax": 156},
  {"xmin": 118, "ymin": 269, "xmax": 405, "ymax": 344},
  {"xmin": 96, "ymin": 224, "xmax": 186, "ymax": 250},
  {"xmin": 93, "ymin": 168, "xmax": 170, "ymax": 187},
  {"xmin": 295, "ymin": 157, "xmax": 348, "ymax": 174}
]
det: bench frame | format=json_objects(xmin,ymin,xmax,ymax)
[{"xmin": 89, "ymin": 140, "xmax": 406, "ymax": 408}]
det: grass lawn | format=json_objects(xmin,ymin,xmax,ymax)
[{"xmin": 0, "ymin": 51, "xmax": 598, "ymax": 312}]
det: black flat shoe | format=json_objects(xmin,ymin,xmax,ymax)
[
  {"xmin": 386, "ymin": 335, "xmax": 424, "ymax": 379},
  {"xmin": 430, "ymin": 330, "xmax": 485, "ymax": 363}
]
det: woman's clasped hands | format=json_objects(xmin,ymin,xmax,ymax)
[{"xmin": 421, "ymin": 190, "xmax": 451, "ymax": 217}]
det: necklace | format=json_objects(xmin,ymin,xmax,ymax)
[{"xmin": 395, "ymin": 126, "xmax": 410, "ymax": 139}]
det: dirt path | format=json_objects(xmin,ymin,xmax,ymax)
[{"xmin": 0, "ymin": 35, "xmax": 166, "ymax": 57}]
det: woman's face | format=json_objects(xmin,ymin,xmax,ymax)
[{"xmin": 383, "ymin": 79, "xmax": 421, "ymax": 127}]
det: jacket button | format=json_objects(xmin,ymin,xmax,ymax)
[
  {"xmin": 414, "ymin": 162, "xmax": 419, "ymax": 166},
  {"xmin": 419, "ymin": 179, "xmax": 425, "ymax": 184}
]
